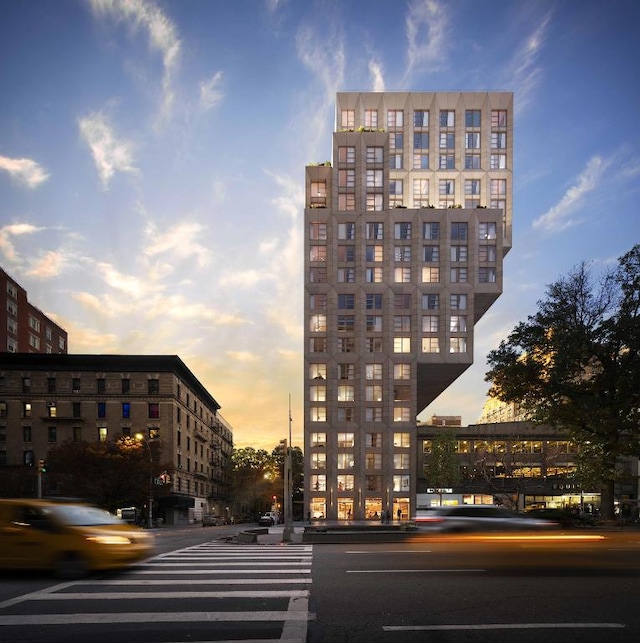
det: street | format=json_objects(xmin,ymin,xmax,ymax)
[
  {"xmin": 308, "ymin": 529, "xmax": 640, "ymax": 642},
  {"xmin": 0, "ymin": 525, "xmax": 639, "ymax": 642}
]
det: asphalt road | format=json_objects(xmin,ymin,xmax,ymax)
[
  {"xmin": 308, "ymin": 530, "xmax": 640, "ymax": 642},
  {"xmin": 1, "ymin": 525, "xmax": 639, "ymax": 642}
]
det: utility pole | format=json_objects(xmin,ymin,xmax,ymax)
[{"xmin": 282, "ymin": 395, "xmax": 293, "ymax": 542}]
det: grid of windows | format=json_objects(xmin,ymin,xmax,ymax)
[{"xmin": 304, "ymin": 92, "xmax": 512, "ymax": 522}]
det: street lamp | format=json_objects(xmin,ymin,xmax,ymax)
[
  {"xmin": 135, "ymin": 433, "xmax": 153, "ymax": 529},
  {"xmin": 282, "ymin": 395, "xmax": 294, "ymax": 542}
]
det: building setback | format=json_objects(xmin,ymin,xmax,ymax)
[
  {"xmin": 1, "ymin": 268, "xmax": 68, "ymax": 354},
  {"xmin": 0, "ymin": 354, "xmax": 233, "ymax": 524},
  {"xmin": 303, "ymin": 91, "xmax": 513, "ymax": 521}
]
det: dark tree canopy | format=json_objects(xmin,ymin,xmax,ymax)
[
  {"xmin": 45, "ymin": 436, "xmax": 166, "ymax": 512},
  {"xmin": 485, "ymin": 245, "xmax": 640, "ymax": 519},
  {"xmin": 425, "ymin": 429, "xmax": 460, "ymax": 489}
]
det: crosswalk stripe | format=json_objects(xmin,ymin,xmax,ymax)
[
  {"xmin": 26, "ymin": 590, "xmax": 310, "ymax": 600},
  {"xmin": 0, "ymin": 540, "xmax": 314, "ymax": 642},
  {"xmin": 0, "ymin": 610, "xmax": 311, "ymax": 626},
  {"xmin": 135, "ymin": 568, "xmax": 311, "ymax": 574}
]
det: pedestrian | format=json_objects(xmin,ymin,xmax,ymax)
[{"xmin": 397, "ymin": 507, "xmax": 401, "ymax": 522}]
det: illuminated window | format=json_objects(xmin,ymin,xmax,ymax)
[
  {"xmin": 422, "ymin": 338, "xmax": 440, "ymax": 353},
  {"xmin": 310, "ymin": 407, "xmax": 326, "ymax": 422},
  {"xmin": 394, "ymin": 364, "xmax": 411, "ymax": 379},
  {"xmin": 394, "ymin": 337, "xmax": 411, "ymax": 353},
  {"xmin": 337, "ymin": 386, "xmax": 354, "ymax": 402},
  {"xmin": 310, "ymin": 432, "xmax": 326, "ymax": 447},
  {"xmin": 310, "ymin": 246, "xmax": 327, "ymax": 262},
  {"xmin": 311, "ymin": 452, "xmax": 326, "ymax": 469},
  {"xmin": 337, "ymin": 453, "xmax": 354, "ymax": 469},
  {"xmin": 422, "ymin": 267, "xmax": 440, "ymax": 283},
  {"xmin": 309, "ymin": 314, "xmax": 326, "ymax": 332},
  {"xmin": 309, "ymin": 385, "xmax": 326, "ymax": 401},
  {"xmin": 366, "ymin": 245, "xmax": 384, "ymax": 262},
  {"xmin": 337, "ymin": 434, "xmax": 355, "ymax": 448},
  {"xmin": 311, "ymin": 474, "xmax": 327, "ymax": 491},
  {"xmin": 394, "ymin": 432, "xmax": 411, "ymax": 448}
]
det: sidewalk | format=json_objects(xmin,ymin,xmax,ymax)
[{"xmin": 257, "ymin": 524, "xmax": 305, "ymax": 544}]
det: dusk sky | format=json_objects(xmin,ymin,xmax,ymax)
[{"xmin": 1, "ymin": 0, "xmax": 638, "ymax": 450}]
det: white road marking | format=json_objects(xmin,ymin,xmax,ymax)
[
  {"xmin": 383, "ymin": 623, "xmax": 625, "ymax": 631},
  {"xmin": 347, "ymin": 568, "xmax": 484, "ymax": 573},
  {"xmin": 26, "ymin": 590, "xmax": 309, "ymax": 600},
  {"xmin": 0, "ymin": 611, "xmax": 310, "ymax": 626}
]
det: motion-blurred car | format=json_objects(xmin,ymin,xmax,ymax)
[
  {"xmin": 414, "ymin": 504, "xmax": 559, "ymax": 533},
  {"xmin": 527, "ymin": 507, "xmax": 581, "ymax": 527},
  {"xmin": 202, "ymin": 514, "xmax": 226, "ymax": 526},
  {"xmin": 0, "ymin": 499, "xmax": 155, "ymax": 578}
]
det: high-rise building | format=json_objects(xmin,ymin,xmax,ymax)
[
  {"xmin": 303, "ymin": 92, "xmax": 513, "ymax": 521},
  {"xmin": 1, "ymin": 268, "xmax": 68, "ymax": 354}
]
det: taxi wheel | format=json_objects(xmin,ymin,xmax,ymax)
[{"xmin": 56, "ymin": 552, "xmax": 88, "ymax": 579}]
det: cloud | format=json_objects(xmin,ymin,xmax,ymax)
[
  {"xmin": 369, "ymin": 59, "xmax": 385, "ymax": 92},
  {"xmin": 219, "ymin": 269, "xmax": 273, "ymax": 289},
  {"xmin": 198, "ymin": 71, "xmax": 225, "ymax": 111},
  {"xmin": 0, "ymin": 223, "xmax": 44, "ymax": 263},
  {"xmin": 504, "ymin": 10, "xmax": 553, "ymax": 115},
  {"xmin": 95, "ymin": 261, "xmax": 149, "ymax": 297},
  {"xmin": 25, "ymin": 251, "xmax": 66, "ymax": 279},
  {"xmin": 296, "ymin": 23, "xmax": 345, "ymax": 155},
  {"xmin": 402, "ymin": 0, "xmax": 449, "ymax": 84},
  {"xmin": 144, "ymin": 220, "xmax": 212, "ymax": 269},
  {"xmin": 78, "ymin": 111, "xmax": 137, "ymax": 188},
  {"xmin": 0, "ymin": 155, "xmax": 49, "ymax": 188},
  {"xmin": 226, "ymin": 350, "xmax": 259, "ymax": 362},
  {"xmin": 89, "ymin": 0, "xmax": 181, "ymax": 123},
  {"xmin": 533, "ymin": 156, "xmax": 610, "ymax": 232}
]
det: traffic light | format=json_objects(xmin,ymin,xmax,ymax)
[{"xmin": 38, "ymin": 459, "xmax": 47, "ymax": 473}]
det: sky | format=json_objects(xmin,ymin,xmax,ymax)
[{"xmin": 1, "ymin": 0, "xmax": 639, "ymax": 451}]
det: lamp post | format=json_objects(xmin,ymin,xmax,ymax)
[
  {"xmin": 282, "ymin": 395, "xmax": 294, "ymax": 543},
  {"xmin": 135, "ymin": 433, "xmax": 153, "ymax": 529}
]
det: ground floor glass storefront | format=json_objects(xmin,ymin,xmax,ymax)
[{"xmin": 310, "ymin": 496, "xmax": 411, "ymax": 521}]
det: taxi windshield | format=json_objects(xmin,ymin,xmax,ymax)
[{"xmin": 45, "ymin": 504, "xmax": 124, "ymax": 527}]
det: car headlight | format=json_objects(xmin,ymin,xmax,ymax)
[{"xmin": 86, "ymin": 535, "xmax": 132, "ymax": 545}]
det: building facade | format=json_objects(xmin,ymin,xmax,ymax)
[
  {"xmin": 0, "ymin": 354, "xmax": 233, "ymax": 524},
  {"xmin": 417, "ymin": 421, "xmax": 640, "ymax": 519},
  {"xmin": 303, "ymin": 91, "xmax": 513, "ymax": 520},
  {"xmin": 1, "ymin": 268, "xmax": 68, "ymax": 354}
]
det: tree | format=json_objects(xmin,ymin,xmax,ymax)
[
  {"xmin": 424, "ymin": 430, "xmax": 460, "ymax": 506},
  {"xmin": 230, "ymin": 447, "xmax": 280, "ymax": 519},
  {"xmin": 485, "ymin": 245, "xmax": 640, "ymax": 520},
  {"xmin": 45, "ymin": 436, "xmax": 168, "ymax": 512}
]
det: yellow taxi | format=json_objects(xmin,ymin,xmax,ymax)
[{"xmin": 0, "ymin": 499, "xmax": 155, "ymax": 577}]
